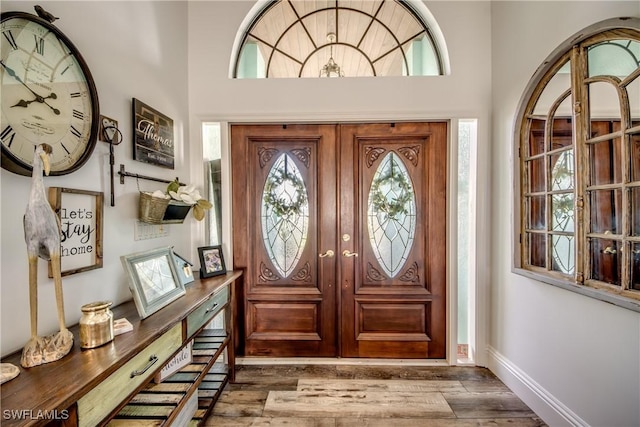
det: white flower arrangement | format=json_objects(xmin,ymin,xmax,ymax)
[{"xmin": 149, "ymin": 179, "xmax": 212, "ymax": 221}]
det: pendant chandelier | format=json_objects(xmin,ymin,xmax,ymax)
[{"xmin": 319, "ymin": 33, "xmax": 344, "ymax": 78}]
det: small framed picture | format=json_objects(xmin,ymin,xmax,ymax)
[
  {"xmin": 198, "ymin": 245, "xmax": 226, "ymax": 278},
  {"xmin": 121, "ymin": 247, "xmax": 186, "ymax": 319}
]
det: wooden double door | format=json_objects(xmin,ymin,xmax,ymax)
[{"xmin": 232, "ymin": 122, "xmax": 447, "ymax": 358}]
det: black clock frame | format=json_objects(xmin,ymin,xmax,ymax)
[{"xmin": 0, "ymin": 10, "xmax": 100, "ymax": 176}]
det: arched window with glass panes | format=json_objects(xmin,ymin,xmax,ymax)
[
  {"xmin": 515, "ymin": 18, "xmax": 640, "ymax": 308},
  {"xmin": 233, "ymin": 0, "xmax": 447, "ymax": 78}
]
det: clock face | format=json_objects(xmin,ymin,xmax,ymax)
[{"xmin": 0, "ymin": 12, "xmax": 99, "ymax": 176}]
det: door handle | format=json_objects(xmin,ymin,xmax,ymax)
[
  {"xmin": 319, "ymin": 250, "xmax": 335, "ymax": 258},
  {"xmin": 342, "ymin": 250, "xmax": 359, "ymax": 258}
]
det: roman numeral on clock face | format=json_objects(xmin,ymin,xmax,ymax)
[
  {"xmin": 1, "ymin": 125, "xmax": 16, "ymax": 147},
  {"xmin": 33, "ymin": 35, "xmax": 44, "ymax": 55},
  {"xmin": 70, "ymin": 126, "xmax": 82, "ymax": 138},
  {"xmin": 2, "ymin": 31, "xmax": 18, "ymax": 50}
]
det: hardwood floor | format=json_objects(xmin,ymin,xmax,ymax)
[{"xmin": 204, "ymin": 364, "xmax": 547, "ymax": 426}]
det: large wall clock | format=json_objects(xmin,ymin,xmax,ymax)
[{"xmin": 0, "ymin": 9, "xmax": 99, "ymax": 176}]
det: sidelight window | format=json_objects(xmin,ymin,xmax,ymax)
[{"xmin": 515, "ymin": 18, "xmax": 640, "ymax": 309}]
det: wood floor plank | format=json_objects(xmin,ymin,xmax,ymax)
[
  {"xmin": 204, "ymin": 416, "xmax": 337, "ymax": 426},
  {"xmin": 235, "ymin": 365, "xmax": 339, "ymax": 381},
  {"xmin": 264, "ymin": 390, "xmax": 455, "ymax": 418},
  {"xmin": 461, "ymin": 378, "xmax": 511, "ymax": 393},
  {"xmin": 443, "ymin": 392, "xmax": 538, "ymax": 418},
  {"xmin": 212, "ymin": 401, "xmax": 265, "ymax": 418},
  {"xmin": 217, "ymin": 390, "xmax": 270, "ymax": 404},
  {"xmin": 336, "ymin": 418, "xmax": 547, "ymax": 427},
  {"xmin": 212, "ymin": 390, "xmax": 270, "ymax": 417},
  {"xmin": 298, "ymin": 378, "xmax": 466, "ymax": 393},
  {"xmin": 335, "ymin": 365, "xmax": 498, "ymax": 381},
  {"xmin": 226, "ymin": 379, "xmax": 299, "ymax": 391}
]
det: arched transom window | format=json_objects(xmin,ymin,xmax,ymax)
[{"xmin": 233, "ymin": 0, "xmax": 447, "ymax": 78}]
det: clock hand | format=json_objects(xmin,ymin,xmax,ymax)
[
  {"xmin": 1, "ymin": 61, "xmax": 60, "ymax": 115},
  {"xmin": 11, "ymin": 99, "xmax": 33, "ymax": 108},
  {"xmin": 11, "ymin": 93, "xmax": 58, "ymax": 109}
]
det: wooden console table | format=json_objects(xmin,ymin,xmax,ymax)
[{"xmin": 1, "ymin": 270, "xmax": 241, "ymax": 427}]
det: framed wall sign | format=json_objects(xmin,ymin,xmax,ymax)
[
  {"xmin": 198, "ymin": 245, "xmax": 226, "ymax": 278},
  {"xmin": 132, "ymin": 98, "xmax": 175, "ymax": 169},
  {"xmin": 121, "ymin": 247, "xmax": 186, "ymax": 319},
  {"xmin": 47, "ymin": 187, "xmax": 104, "ymax": 277}
]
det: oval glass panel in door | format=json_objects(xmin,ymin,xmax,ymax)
[
  {"xmin": 367, "ymin": 152, "xmax": 416, "ymax": 278},
  {"xmin": 261, "ymin": 153, "xmax": 309, "ymax": 278}
]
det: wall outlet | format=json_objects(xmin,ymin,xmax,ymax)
[{"xmin": 134, "ymin": 221, "xmax": 169, "ymax": 240}]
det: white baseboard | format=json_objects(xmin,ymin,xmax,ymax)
[{"xmin": 487, "ymin": 346, "xmax": 588, "ymax": 427}]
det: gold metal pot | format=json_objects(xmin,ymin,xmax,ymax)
[{"xmin": 79, "ymin": 301, "xmax": 114, "ymax": 349}]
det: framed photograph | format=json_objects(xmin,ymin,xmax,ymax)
[
  {"xmin": 47, "ymin": 187, "xmax": 103, "ymax": 277},
  {"xmin": 198, "ymin": 245, "xmax": 226, "ymax": 278},
  {"xmin": 132, "ymin": 98, "xmax": 175, "ymax": 169},
  {"xmin": 171, "ymin": 249, "xmax": 195, "ymax": 287},
  {"xmin": 121, "ymin": 247, "xmax": 186, "ymax": 319}
]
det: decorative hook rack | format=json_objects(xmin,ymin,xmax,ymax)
[{"xmin": 118, "ymin": 164, "xmax": 185, "ymax": 186}]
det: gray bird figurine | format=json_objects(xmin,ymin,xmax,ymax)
[
  {"xmin": 34, "ymin": 5, "xmax": 59, "ymax": 23},
  {"xmin": 21, "ymin": 144, "xmax": 73, "ymax": 368}
]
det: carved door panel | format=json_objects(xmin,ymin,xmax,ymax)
[
  {"xmin": 231, "ymin": 124, "xmax": 338, "ymax": 356},
  {"xmin": 339, "ymin": 122, "xmax": 447, "ymax": 358},
  {"xmin": 232, "ymin": 122, "xmax": 447, "ymax": 358}
]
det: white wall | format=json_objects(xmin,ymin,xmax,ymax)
[
  {"xmin": 0, "ymin": 1, "xmax": 191, "ymax": 356},
  {"xmin": 187, "ymin": 0, "xmax": 492, "ymax": 119},
  {"xmin": 186, "ymin": 0, "xmax": 494, "ymax": 365},
  {"xmin": 490, "ymin": 2, "xmax": 640, "ymax": 426}
]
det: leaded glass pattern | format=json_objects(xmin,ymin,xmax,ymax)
[
  {"xmin": 551, "ymin": 150, "xmax": 574, "ymax": 191},
  {"xmin": 552, "ymin": 235, "xmax": 575, "ymax": 274},
  {"xmin": 552, "ymin": 194, "xmax": 574, "ymax": 232},
  {"xmin": 261, "ymin": 154, "xmax": 309, "ymax": 278},
  {"xmin": 367, "ymin": 152, "xmax": 416, "ymax": 278}
]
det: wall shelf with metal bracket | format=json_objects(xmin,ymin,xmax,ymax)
[{"xmin": 118, "ymin": 164, "xmax": 185, "ymax": 186}]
